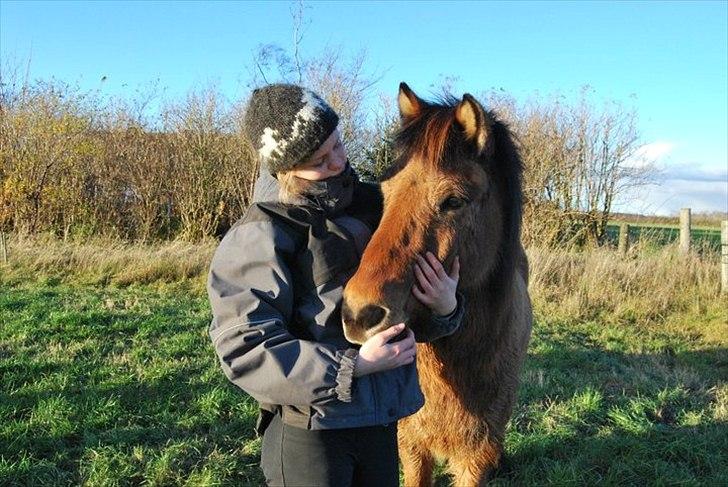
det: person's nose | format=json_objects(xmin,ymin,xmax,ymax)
[{"xmin": 329, "ymin": 153, "xmax": 346, "ymax": 172}]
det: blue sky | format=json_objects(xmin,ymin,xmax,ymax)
[{"xmin": 2, "ymin": 0, "xmax": 726, "ymax": 215}]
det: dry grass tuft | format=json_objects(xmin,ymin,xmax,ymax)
[
  {"xmin": 0, "ymin": 234, "xmax": 215, "ymax": 288},
  {"xmin": 527, "ymin": 243, "xmax": 725, "ymax": 324}
]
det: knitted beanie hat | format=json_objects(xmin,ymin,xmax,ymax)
[{"xmin": 244, "ymin": 84, "xmax": 340, "ymax": 175}]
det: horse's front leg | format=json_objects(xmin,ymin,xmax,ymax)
[
  {"xmin": 447, "ymin": 441, "xmax": 501, "ymax": 487},
  {"xmin": 398, "ymin": 430, "xmax": 434, "ymax": 487}
]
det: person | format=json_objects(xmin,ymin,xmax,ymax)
[{"xmin": 207, "ymin": 84, "xmax": 465, "ymax": 486}]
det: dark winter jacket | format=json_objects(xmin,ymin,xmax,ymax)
[{"xmin": 207, "ymin": 167, "xmax": 465, "ymax": 430}]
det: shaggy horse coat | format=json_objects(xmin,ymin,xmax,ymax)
[{"xmin": 342, "ymin": 83, "xmax": 532, "ymax": 486}]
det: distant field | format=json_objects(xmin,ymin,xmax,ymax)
[
  {"xmin": 1, "ymin": 239, "xmax": 727, "ymax": 486},
  {"xmin": 605, "ymin": 221, "xmax": 722, "ymax": 252},
  {"xmin": 610, "ymin": 213, "xmax": 726, "ymax": 229}
]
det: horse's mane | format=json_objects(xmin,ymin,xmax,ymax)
[{"xmin": 486, "ymin": 117, "xmax": 524, "ymax": 301}]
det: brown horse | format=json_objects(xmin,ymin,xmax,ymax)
[{"xmin": 342, "ymin": 83, "xmax": 532, "ymax": 486}]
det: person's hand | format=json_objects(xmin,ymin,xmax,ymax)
[
  {"xmin": 353, "ymin": 323, "xmax": 416, "ymax": 377},
  {"xmin": 412, "ymin": 252, "xmax": 460, "ymax": 316}
]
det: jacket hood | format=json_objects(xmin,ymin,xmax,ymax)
[{"xmin": 252, "ymin": 168, "xmax": 282, "ymax": 204}]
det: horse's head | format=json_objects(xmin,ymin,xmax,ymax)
[{"xmin": 342, "ymin": 83, "xmax": 523, "ymax": 344}]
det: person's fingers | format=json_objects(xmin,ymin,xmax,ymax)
[
  {"xmin": 389, "ymin": 336, "xmax": 415, "ymax": 355},
  {"xmin": 396, "ymin": 338, "xmax": 414, "ymax": 354},
  {"xmin": 405, "ymin": 327, "xmax": 415, "ymax": 341},
  {"xmin": 400, "ymin": 345, "xmax": 416, "ymax": 360},
  {"xmin": 399, "ymin": 330, "xmax": 416, "ymax": 352},
  {"xmin": 389, "ymin": 343, "xmax": 403, "ymax": 356},
  {"xmin": 401, "ymin": 327, "xmax": 415, "ymax": 344},
  {"xmin": 426, "ymin": 252, "xmax": 448, "ymax": 280},
  {"xmin": 398, "ymin": 352, "xmax": 416, "ymax": 366},
  {"xmin": 411, "ymin": 284, "xmax": 431, "ymax": 303},
  {"xmin": 414, "ymin": 264, "xmax": 435, "ymax": 294},
  {"xmin": 449, "ymin": 255, "xmax": 460, "ymax": 281},
  {"xmin": 376, "ymin": 323, "xmax": 406, "ymax": 343},
  {"xmin": 416, "ymin": 254, "xmax": 439, "ymax": 283}
]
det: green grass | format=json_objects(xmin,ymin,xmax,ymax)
[
  {"xmin": 0, "ymin": 282, "xmax": 264, "ymax": 486},
  {"xmin": 1, "ymin": 278, "xmax": 726, "ymax": 485},
  {"xmin": 492, "ymin": 312, "xmax": 728, "ymax": 485}
]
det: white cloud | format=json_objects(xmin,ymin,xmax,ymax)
[
  {"xmin": 660, "ymin": 165, "xmax": 728, "ymax": 183},
  {"xmin": 624, "ymin": 141, "xmax": 676, "ymax": 169},
  {"xmin": 615, "ymin": 179, "xmax": 727, "ymax": 216},
  {"xmin": 615, "ymin": 139, "xmax": 727, "ymax": 215}
]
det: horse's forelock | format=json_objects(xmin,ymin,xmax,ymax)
[{"xmin": 387, "ymin": 97, "xmax": 462, "ymax": 178}]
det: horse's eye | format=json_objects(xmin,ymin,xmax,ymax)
[{"xmin": 440, "ymin": 196, "xmax": 469, "ymax": 212}]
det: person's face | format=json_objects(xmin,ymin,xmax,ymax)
[{"xmin": 288, "ymin": 129, "xmax": 347, "ymax": 181}]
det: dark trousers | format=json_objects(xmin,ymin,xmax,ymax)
[{"xmin": 261, "ymin": 414, "xmax": 399, "ymax": 486}]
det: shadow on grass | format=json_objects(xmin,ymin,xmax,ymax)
[{"xmin": 5, "ymin": 340, "xmax": 727, "ymax": 485}]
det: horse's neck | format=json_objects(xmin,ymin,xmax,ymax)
[{"xmin": 443, "ymin": 273, "xmax": 516, "ymax": 354}]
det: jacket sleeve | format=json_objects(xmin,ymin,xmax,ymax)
[
  {"xmin": 414, "ymin": 291, "xmax": 466, "ymax": 343},
  {"xmin": 207, "ymin": 220, "xmax": 358, "ymax": 406}
]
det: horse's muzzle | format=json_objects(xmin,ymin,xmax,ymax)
[{"xmin": 341, "ymin": 300, "xmax": 391, "ymax": 344}]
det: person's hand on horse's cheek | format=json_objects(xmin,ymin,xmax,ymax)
[{"xmin": 412, "ymin": 253, "xmax": 460, "ymax": 316}]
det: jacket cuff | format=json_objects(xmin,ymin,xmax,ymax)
[
  {"xmin": 334, "ymin": 348, "xmax": 358, "ymax": 402},
  {"xmin": 427, "ymin": 291, "xmax": 465, "ymax": 339},
  {"xmin": 435, "ymin": 297, "xmax": 460, "ymax": 319}
]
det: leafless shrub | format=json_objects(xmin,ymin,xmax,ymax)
[
  {"xmin": 0, "ymin": 78, "xmax": 99, "ymax": 236},
  {"xmin": 2, "ymin": 42, "xmax": 653, "ymax": 248},
  {"xmin": 485, "ymin": 88, "xmax": 652, "ymax": 247},
  {"xmin": 1, "ymin": 75, "xmax": 256, "ymax": 241},
  {"xmin": 162, "ymin": 86, "xmax": 256, "ymax": 241},
  {"xmin": 358, "ymin": 94, "xmax": 399, "ymax": 182}
]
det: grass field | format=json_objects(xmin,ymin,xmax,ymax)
[{"xmin": 1, "ymin": 238, "xmax": 727, "ymax": 486}]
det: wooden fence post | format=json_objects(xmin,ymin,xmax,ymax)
[
  {"xmin": 618, "ymin": 223, "xmax": 629, "ymax": 255},
  {"xmin": 722, "ymin": 220, "xmax": 728, "ymax": 294},
  {"xmin": 679, "ymin": 208, "xmax": 691, "ymax": 255}
]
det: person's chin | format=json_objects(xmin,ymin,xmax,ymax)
[
  {"xmin": 330, "ymin": 162, "xmax": 349, "ymax": 178},
  {"xmin": 322, "ymin": 168, "xmax": 344, "ymax": 179}
]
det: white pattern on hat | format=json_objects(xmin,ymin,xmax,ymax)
[
  {"xmin": 259, "ymin": 127, "xmax": 281, "ymax": 163},
  {"xmin": 258, "ymin": 90, "xmax": 326, "ymax": 165}
]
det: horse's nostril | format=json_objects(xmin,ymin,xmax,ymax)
[
  {"xmin": 358, "ymin": 304, "xmax": 387, "ymax": 329},
  {"xmin": 342, "ymin": 301, "xmax": 388, "ymax": 331}
]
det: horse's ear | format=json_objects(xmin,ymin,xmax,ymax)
[
  {"xmin": 398, "ymin": 82, "xmax": 424, "ymax": 121},
  {"xmin": 455, "ymin": 94, "xmax": 491, "ymax": 155}
]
